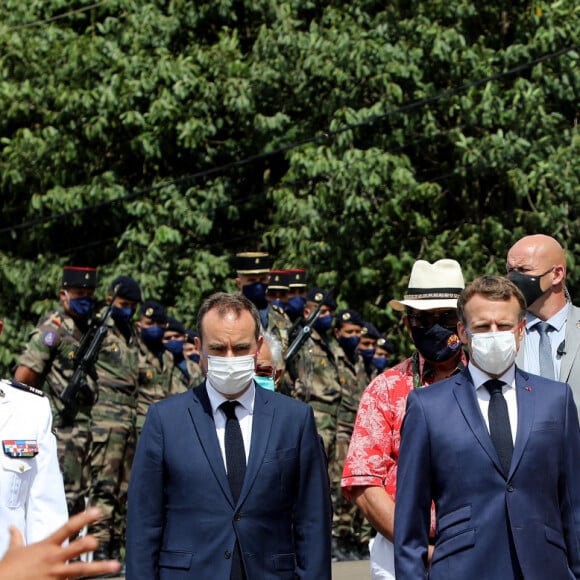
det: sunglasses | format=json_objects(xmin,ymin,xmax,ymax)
[
  {"xmin": 255, "ymin": 365, "xmax": 275, "ymax": 378},
  {"xmin": 407, "ymin": 311, "xmax": 459, "ymax": 330}
]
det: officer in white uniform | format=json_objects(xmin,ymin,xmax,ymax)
[{"xmin": 0, "ymin": 375, "xmax": 68, "ymax": 557}]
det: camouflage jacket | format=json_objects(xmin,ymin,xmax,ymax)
[
  {"xmin": 94, "ymin": 313, "xmax": 139, "ymax": 399},
  {"xmin": 17, "ymin": 308, "xmax": 91, "ymax": 413},
  {"xmin": 291, "ymin": 330, "xmax": 342, "ymax": 411}
]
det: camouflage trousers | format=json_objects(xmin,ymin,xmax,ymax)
[
  {"xmin": 87, "ymin": 396, "xmax": 137, "ymax": 550},
  {"xmin": 332, "ymin": 413, "xmax": 371, "ymax": 552},
  {"xmin": 54, "ymin": 410, "xmax": 92, "ymax": 517}
]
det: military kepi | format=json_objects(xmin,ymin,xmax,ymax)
[
  {"xmin": 235, "ymin": 252, "xmax": 270, "ymax": 274},
  {"xmin": 62, "ymin": 266, "xmax": 97, "ymax": 289}
]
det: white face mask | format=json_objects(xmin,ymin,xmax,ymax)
[
  {"xmin": 469, "ymin": 330, "xmax": 518, "ymax": 376},
  {"xmin": 206, "ymin": 354, "xmax": 256, "ymax": 396}
]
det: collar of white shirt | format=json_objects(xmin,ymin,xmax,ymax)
[
  {"xmin": 469, "ymin": 362, "xmax": 516, "ymax": 393},
  {"xmin": 206, "ymin": 379, "xmax": 256, "ymax": 417}
]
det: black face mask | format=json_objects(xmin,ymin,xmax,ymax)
[
  {"xmin": 508, "ymin": 268, "xmax": 553, "ymax": 307},
  {"xmin": 411, "ymin": 324, "xmax": 462, "ymax": 362}
]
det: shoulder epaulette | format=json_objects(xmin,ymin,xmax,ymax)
[{"xmin": 6, "ymin": 380, "xmax": 45, "ymax": 397}]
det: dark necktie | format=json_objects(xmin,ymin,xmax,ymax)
[
  {"xmin": 484, "ymin": 379, "xmax": 513, "ymax": 475},
  {"xmin": 534, "ymin": 321, "xmax": 555, "ymax": 379},
  {"xmin": 220, "ymin": 401, "xmax": 246, "ymax": 580},
  {"xmin": 221, "ymin": 401, "xmax": 246, "ymax": 502}
]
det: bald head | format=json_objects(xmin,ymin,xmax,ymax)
[
  {"xmin": 507, "ymin": 235, "xmax": 565, "ymax": 272},
  {"xmin": 506, "ymin": 234, "xmax": 567, "ymax": 317}
]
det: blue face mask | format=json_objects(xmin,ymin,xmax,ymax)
[
  {"xmin": 112, "ymin": 306, "xmax": 135, "ymax": 324},
  {"xmin": 338, "ymin": 334, "xmax": 361, "ymax": 354},
  {"xmin": 141, "ymin": 326, "xmax": 165, "ymax": 349},
  {"xmin": 358, "ymin": 347, "xmax": 376, "ymax": 364},
  {"xmin": 68, "ymin": 296, "xmax": 95, "ymax": 318},
  {"xmin": 188, "ymin": 353, "xmax": 201, "ymax": 364},
  {"xmin": 314, "ymin": 314, "xmax": 333, "ymax": 334},
  {"xmin": 165, "ymin": 339, "xmax": 185, "ymax": 356},
  {"xmin": 372, "ymin": 355, "xmax": 389, "ymax": 372},
  {"xmin": 284, "ymin": 296, "xmax": 306, "ymax": 319},
  {"xmin": 254, "ymin": 374, "xmax": 275, "ymax": 391},
  {"xmin": 242, "ymin": 282, "xmax": 268, "ymax": 309}
]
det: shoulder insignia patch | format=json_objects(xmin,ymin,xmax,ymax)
[
  {"xmin": 51, "ymin": 317, "xmax": 62, "ymax": 327},
  {"xmin": 3, "ymin": 440, "xmax": 39, "ymax": 458},
  {"xmin": 42, "ymin": 331, "xmax": 57, "ymax": 346},
  {"xmin": 7, "ymin": 380, "xmax": 45, "ymax": 397}
]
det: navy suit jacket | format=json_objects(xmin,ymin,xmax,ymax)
[
  {"xmin": 394, "ymin": 367, "xmax": 580, "ymax": 580},
  {"xmin": 126, "ymin": 382, "xmax": 332, "ymax": 580}
]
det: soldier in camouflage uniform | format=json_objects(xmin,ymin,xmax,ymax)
[
  {"xmin": 331, "ymin": 309, "xmax": 370, "ymax": 560},
  {"xmin": 135, "ymin": 300, "xmax": 175, "ymax": 438},
  {"xmin": 283, "ymin": 268, "xmax": 308, "ymax": 323},
  {"xmin": 290, "ymin": 288, "xmax": 340, "ymax": 467},
  {"xmin": 163, "ymin": 316, "xmax": 203, "ymax": 390},
  {"xmin": 88, "ymin": 275, "xmax": 141, "ymax": 562},
  {"xmin": 234, "ymin": 252, "xmax": 292, "ymax": 353},
  {"xmin": 14, "ymin": 266, "xmax": 98, "ymax": 517}
]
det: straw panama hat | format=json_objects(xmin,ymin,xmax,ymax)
[{"xmin": 389, "ymin": 259, "xmax": 465, "ymax": 311}]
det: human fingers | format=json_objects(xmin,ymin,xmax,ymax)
[
  {"xmin": 6, "ymin": 526, "xmax": 25, "ymax": 551},
  {"xmin": 59, "ymin": 534, "xmax": 99, "ymax": 561},
  {"xmin": 46, "ymin": 508, "xmax": 103, "ymax": 546},
  {"xmin": 57, "ymin": 559, "xmax": 121, "ymax": 579}
]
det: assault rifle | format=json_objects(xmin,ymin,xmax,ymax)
[
  {"xmin": 284, "ymin": 288, "xmax": 333, "ymax": 365},
  {"xmin": 60, "ymin": 287, "xmax": 118, "ymax": 424}
]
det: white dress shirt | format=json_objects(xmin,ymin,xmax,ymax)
[
  {"xmin": 469, "ymin": 363, "xmax": 518, "ymax": 444},
  {"xmin": 206, "ymin": 380, "xmax": 255, "ymax": 469}
]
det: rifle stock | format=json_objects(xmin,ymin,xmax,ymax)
[
  {"xmin": 60, "ymin": 286, "xmax": 119, "ymax": 422},
  {"xmin": 284, "ymin": 288, "xmax": 333, "ymax": 364}
]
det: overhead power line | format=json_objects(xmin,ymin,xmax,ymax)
[
  {"xmin": 9, "ymin": 2, "xmax": 107, "ymax": 30},
  {"xmin": 0, "ymin": 42, "xmax": 577, "ymax": 237}
]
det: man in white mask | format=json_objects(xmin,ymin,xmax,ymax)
[
  {"xmin": 394, "ymin": 275, "xmax": 580, "ymax": 580},
  {"xmin": 126, "ymin": 292, "xmax": 332, "ymax": 580}
]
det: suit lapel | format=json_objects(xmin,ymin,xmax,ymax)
[
  {"xmin": 187, "ymin": 383, "xmax": 234, "ymax": 505},
  {"xmin": 453, "ymin": 370, "xmax": 505, "ymax": 476},
  {"xmin": 560, "ymin": 305, "xmax": 580, "ymax": 383},
  {"xmin": 510, "ymin": 369, "xmax": 535, "ymax": 477},
  {"xmin": 237, "ymin": 386, "xmax": 274, "ymax": 506}
]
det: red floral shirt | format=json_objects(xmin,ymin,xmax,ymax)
[{"xmin": 341, "ymin": 351, "xmax": 467, "ymax": 501}]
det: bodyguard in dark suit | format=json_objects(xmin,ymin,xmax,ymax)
[
  {"xmin": 126, "ymin": 292, "xmax": 332, "ymax": 580},
  {"xmin": 394, "ymin": 276, "xmax": 580, "ymax": 580}
]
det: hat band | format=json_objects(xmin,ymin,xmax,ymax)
[{"xmin": 404, "ymin": 287, "xmax": 462, "ymax": 300}]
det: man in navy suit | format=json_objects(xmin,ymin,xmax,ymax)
[
  {"xmin": 394, "ymin": 276, "xmax": 580, "ymax": 580},
  {"xmin": 126, "ymin": 292, "xmax": 332, "ymax": 580}
]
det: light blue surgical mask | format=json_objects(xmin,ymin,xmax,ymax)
[{"xmin": 254, "ymin": 374, "xmax": 275, "ymax": 391}]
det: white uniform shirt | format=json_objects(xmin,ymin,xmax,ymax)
[{"xmin": 0, "ymin": 379, "xmax": 68, "ymax": 556}]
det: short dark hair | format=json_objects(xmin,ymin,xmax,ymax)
[
  {"xmin": 196, "ymin": 292, "xmax": 261, "ymax": 343},
  {"xmin": 457, "ymin": 276, "xmax": 526, "ymax": 326}
]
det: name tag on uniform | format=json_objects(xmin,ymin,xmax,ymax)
[{"xmin": 3, "ymin": 440, "xmax": 39, "ymax": 458}]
